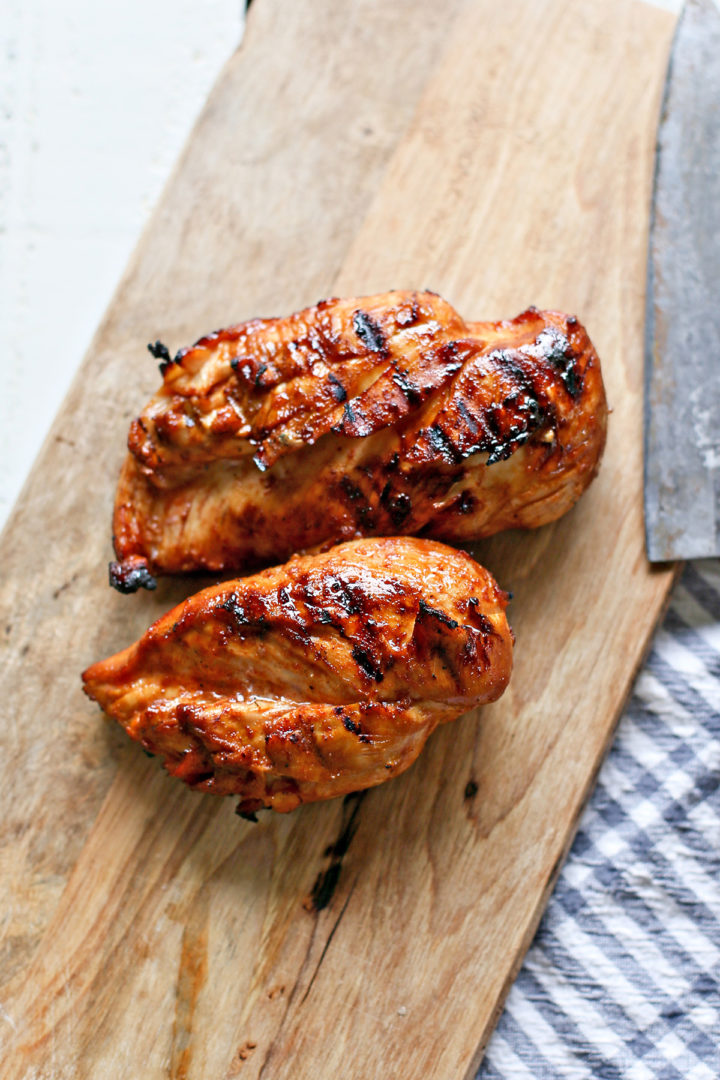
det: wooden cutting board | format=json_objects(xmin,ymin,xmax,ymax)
[{"xmin": 0, "ymin": 0, "xmax": 677, "ymax": 1076}]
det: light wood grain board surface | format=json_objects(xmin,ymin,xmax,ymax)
[{"xmin": 0, "ymin": 0, "xmax": 676, "ymax": 1076}]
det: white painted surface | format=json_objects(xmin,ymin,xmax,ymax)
[
  {"xmin": 0, "ymin": 0, "xmax": 683, "ymax": 532},
  {"xmin": 0, "ymin": 0, "xmax": 241, "ymax": 529}
]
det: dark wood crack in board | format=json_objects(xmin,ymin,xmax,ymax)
[{"xmin": 0, "ymin": 0, "xmax": 676, "ymax": 1076}]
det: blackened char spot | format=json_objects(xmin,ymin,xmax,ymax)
[
  {"xmin": 418, "ymin": 598, "xmax": 459, "ymax": 630},
  {"xmin": 221, "ymin": 594, "xmax": 249, "ymax": 626},
  {"xmin": 352, "ymin": 645, "xmax": 384, "ymax": 682},
  {"xmin": 342, "ymin": 714, "xmax": 360, "ymax": 735},
  {"xmin": 221, "ymin": 594, "xmax": 270, "ymax": 635},
  {"xmin": 468, "ymin": 598, "xmax": 495, "ymax": 635},
  {"xmin": 108, "ymin": 560, "xmax": 157, "ymax": 594},
  {"xmin": 380, "ymin": 482, "xmax": 412, "ymax": 526},
  {"xmin": 339, "ymin": 477, "xmax": 364, "ymax": 502},
  {"xmin": 483, "ymin": 407, "xmax": 506, "ymax": 464},
  {"xmin": 327, "ymin": 576, "xmax": 360, "ymax": 615},
  {"xmin": 538, "ymin": 328, "xmax": 582, "ymax": 398},
  {"xmin": 327, "ymin": 371, "xmax": 347, "ymax": 402},
  {"xmin": 353, "ymin": 310, "xmax": 387, "ymax": 354},
  {"xmin": 426, "ymin": 424, "xmax": 460, "ymax": 464},
  {"xmin": 147, "ymin": 340, "xmax": 176, "ymax": 374},
  {"xmin": 391, "ymin": 367, "xmax": 422, "ymax": 405},
  {"xmin": 339, "ymin": 477, "xmax": 375, "ymax": 529}
]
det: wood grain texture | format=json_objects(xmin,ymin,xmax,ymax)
[{"xmin": 0, "ymin": 0, "xmax": 675, "ymax": 1076}]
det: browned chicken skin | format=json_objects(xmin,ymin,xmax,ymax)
[
  {"xmin": 111, "ymin": 291, "xmax": 607, "ymax": 592},
  {"xmin": 84, "ymin": 538, "xmax": 513, "ymax": 813}
]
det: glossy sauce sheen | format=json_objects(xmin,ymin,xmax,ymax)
[
  {"xmin": 110, "ymin": 291, "xmax": 607, "ymax": 590},
  {"xmin": 84, "ymin": 538, "xmax": 513, "ymax": 813}
]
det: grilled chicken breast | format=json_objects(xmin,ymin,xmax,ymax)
[
  {"xmin": 84, "ymin": 538, "xmax": 513, "ymax": 813},
  {"xmin": 111, "ymin": 290, "xmax": 607, "ymax": 592}
]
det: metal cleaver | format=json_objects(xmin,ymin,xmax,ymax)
[{"xmin": 644, "ymin": 0, "xmax": 720, "ymax": 562}]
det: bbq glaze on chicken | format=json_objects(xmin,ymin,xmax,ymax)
[
  {"xmin": 84, "ymin": 538, "xmax": 512, "ymax": 813},
  {"xmin": 111, "ymin": 291, "xmax": 607, "ymax": 592}
]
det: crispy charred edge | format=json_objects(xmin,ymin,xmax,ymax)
[
  {"xmin": 147, "ymin": 340, "xmax": 182, "ymax": 375},
  {"xmin": 108, "ymin": 555, "xmax": 157, "ymax": 593}
]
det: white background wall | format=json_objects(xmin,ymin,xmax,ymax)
[
  {"xmin": 0, "ymin": 0, "xmax": 242, "ymax": 528},
  {"xmin": 0, "ymin": 0, "xmax": 684, "ymax": 532}
]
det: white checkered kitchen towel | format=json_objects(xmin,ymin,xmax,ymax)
[{"xmin": 479, "ymin": 561, "xmax": 720, "ymax": 1079}]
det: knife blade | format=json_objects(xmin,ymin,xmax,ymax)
[{"xmin": 644, "ymin": 0, "xmax": 720, "ymax": 562}]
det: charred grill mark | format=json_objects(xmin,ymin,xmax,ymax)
[
  {"xmin": 456, "ymin": 397, "xmax": 479, "ymax": 436},
  {"xmin": 485, "ymin": 406, "xmax": 516, "ymax": 465},
  {"xmin": 221, "ymin": 594, "xmax": 270, "ymax": 635},
  {"xmin": 425, "ymin": 423, "xmax": 461, "ymax": 464},
  {"xmin": 339, "ymin": 477, "xmax": 375, "ymax": 529},
  {"xmin": 342, "ymin": 401, "xmax": 357, "ymax": 425},
  {"xmin": 221, "ymin": 595, "xmax": 250, "ymax": 626},
  {"xmin": 327, "ymin": 372, "xmax": 347, "ymax": 402},
  {"xmin": 391, "ymin": 366, "xmax": 423, "ymax": 405},
  {"xmin": 457, "ymin": 353, "xmax": 550, "ymax": 465},
  {"xmin": 254, "ymin": 363, "xmax": 269, "ymax": 388},
  {"xmin": 499, "ymin": 357, "xmax": 544, "ymax": 426},
  {"xmin": 342, "ymin": 714, "xmax": 360, "ymax": 735},
  {"xmin": 468, "ymin": 598, "xmax": 496, "ymax": 635},
  {"xmin": 327, "ymin": 577, "xmax": 360, "ymax": 615},
  {"xmin": 536, "ymin": 328, "xmax": 582, "ymax": 397},
  {"xmin": 351, "ymin": 645, "xmax": 384, "ymax": 682},
  {"xmin": 418, "ymin": 599, "xmax": 459, "ymax": 630},
  {"xmin": 352, "ymin": 310, "xmax": 387, "ymax": 355},
  {"xmin": 314, "ymin": 607, "xmax": 336, "ymax": 626}
]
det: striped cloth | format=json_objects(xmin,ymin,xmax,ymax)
[{"xmin": 479, "ymin": 561, "xmax": 720, "ymax": 1079}]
